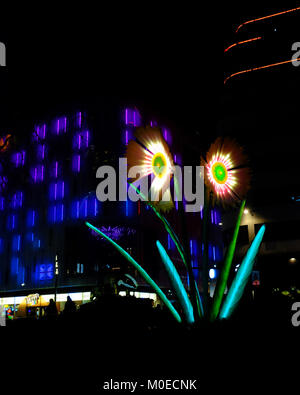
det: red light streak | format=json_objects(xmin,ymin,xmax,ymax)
[
  {"xmin": 224, "ymin": 57, "xmax": 300, "ymax": 85},
  {"xmin": 224, "ymin": 37, "xmax": 262, "ymax": 53},
  {"xmin": 236, "ymin": 7, "xmax": 300, "ymax": 33}
]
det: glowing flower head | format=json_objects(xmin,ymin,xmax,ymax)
[
  {"xmin": 126, "ymin": 126, "xmax": 175, "ymax": 212},
  {"xmin": 201, "ymin": 137, "xmax": 250, "ymax": 206}
]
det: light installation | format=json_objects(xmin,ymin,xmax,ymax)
[
  {"xmin": 219, "ymin": 225, "xmax": 266, "ymax": 319},
  {"xmin": 201, "ymin": 137, "xmax": 250, "ymax": 206},
  {"xmin": 156, "ymin": 240, "xmax": 194, "ymax": 324},
  {"xmin": 126, "ymin": 126, "xmax": 175, "ymax": 212}
]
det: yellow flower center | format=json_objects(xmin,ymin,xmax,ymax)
[{"xmin": 152, "ymin": 152, "xmax": 167, "ymax": 178}]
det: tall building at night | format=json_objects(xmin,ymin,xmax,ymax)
[
  {"xmin": 0, "ymin": 103, "xmax": 223, "ymax": 314},
  {"xmin": 222, "ymin": 7, "xmax": 300, "ymax": 291}
]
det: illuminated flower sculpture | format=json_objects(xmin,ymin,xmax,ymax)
[
  {"xmin": 126, "ymin": 126, "xmax": 175, "ymax": 212},
  {"xmin": 201, "ymin": 137, "xmax": 250, "ymax": 206},
  {"xmin": 85, "ymin": 134, "xmax": 265, "ymax": 326}
]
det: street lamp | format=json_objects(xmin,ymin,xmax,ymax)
[{"xmin": 54, "ymin": 254, "xmax": 59, "ymax": 302}]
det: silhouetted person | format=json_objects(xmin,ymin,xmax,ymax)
[
  {"xmin": 45, "ymin": 299, "xmax": 58, "ymax": 319},
  {"xmin": 64, "ymin": 296, "xmax": 76, "ymax": 315}
]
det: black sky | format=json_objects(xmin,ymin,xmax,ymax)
[{"xmin": 1, "ymin": 4, "xmax": 300, "ymax": 136}]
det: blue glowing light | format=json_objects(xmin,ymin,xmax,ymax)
[
  {"xmin": 72, "ymin": 154, "xmax": 81, "ymax": 172},
  {"xmin": 33, "ymin": 124, "xmax": 46, "ymax": 141},
  {"xmin": 12, "ymin": 234, "xmax": 21, "ymax": 252},
  {"xmin": 48, "ymin": 203, "xmax": 65, "ymax": 224},
  {"xmin": 156, "ymin": 240, "xmax": 194, "ymax": 324},
  {"xmin": 39, "ymin": 263, "xmax": 54, "ymax": 281},
  {"xmin": 7, "ymin": 214, "xmax": 18, "ymax": 231},
  {"xmin": 37, "ymin": 144, "xmax": 46, "ymax": 161},
  {"xmin": 219, "ymin": 225, "xmax": 266, "ymax": 320},
  {"xmin": 12, "ymin": 151, "xmax": 26, "ymax": 167},
  {"xmin": 209, "ymin": 268, "xmax": 217, "ymax": 279},
  {"xmin": 26, "ymin": 209, "xmax": 37, "ymax": 227},
  {"xmin": 0, "ymin": 238, "xmax": 4, "ymax": 254},
  {"xmin": 11, "ymin": 191, "xmax": 23, "ymax": 209},
  {"xmin": 49, "ymin": 181, "xmax": 65, "ymax": 201},
  {"xmin": 73, "ymin": 131, "xmax": 90, "ymax": 150},
  {"xmin": 30, "ymin": 165, "xmax": 44, "ymax": 183}
]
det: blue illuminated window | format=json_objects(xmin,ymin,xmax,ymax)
[
  {"xmin": 0, "ymin": 197, "xmax": 5, "ymax": 211},
  {"xmin": 30, "ymin": 165, "xmax": 44, "ymax": 183},
  {"xmin": 33, "ymin": 124, "xmax": 46, "ymax": 141},
  {"xmin": 71, "ymin": 196, "xmax": 99, "ymax": 219},
  {"xmin": 11, "ymin": 256, "xmax": 19, "ymax": 274},
  {"xmin": 26, "ymin": 209, "xmax": 37, "ymax": 227},
  {"xmin": 11, "ymin": 191, "xmax": 23, "ymax": 209},
  {"xmin": 36, "ymin": 144, "xmax": 46, "ymax": 161},
  {"xmin": 49, "ymin": 181, "xmax": 65, "ymax": 201},
  {"xmin": 76, "ymin": 112, "xmax": 82, "ymax": 129},
  {"xmin": 50, "ymin": 161, "xmax": 61, "ymax": 179},
  {"xmin": 53, "ymin": 117, "xmax": 67, "ymax": 135},
  {"xmin": 72, "ymin": 154, "xmax": 81, "ymax": 172},
  {"xmin": 12, "ymin": 235, "xmax": 21, "ymax": 252},
  {"xmin": 26, "ymin": 232, "xmax": 35, "ymax": 243},
  {"xmin": 0, "ymin": 238, "xmax": 4, "ymax": 254},
  {"xmin": 11, "ymin": 151, "xmax": 26, "ymax": 167},
  {"xmin": 73, "ymin": 130, "xmax": 90, "ymax": 150},
  {"xmin": 48, "ymin": 203, "xmax": 65, "ymax": 223},
  {"xmin": 7, "ymin": 214, "xmax": 18, "ymax": 231},
  {"xmin": 125, "ymin": 200, "xmax": 134, "ymax": 217},
  {"xmin": 190, "ymin": 240, "xmax": 197, "ymax": 257},
  {"xmin": 39, "ymin": 263, "xmax": 54, "ymax": 281}
]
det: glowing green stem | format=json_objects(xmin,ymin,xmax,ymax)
[
  {"xmin": 129, "ymin": 182, "xmax": 187, "ymax": 266},
  {"xmin": 156, "ymin": 241, "xmax": 194, "ymax": 324},
  {"xmin": 210, "ymin": 200, "xmax": 246, "ymax": 321},
  {"xmin": 219, "ymin": 225, "xmax": 265, "ymax": 319},
  {"xmin": 85, "ymin": 221, "xmax": 182, "ymax": 323}
]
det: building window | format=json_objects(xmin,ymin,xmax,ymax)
[
  {"xmin": 76, "ymin": 263, "xmax": 84, "ymax": 274},
  {"xmin": 39, "ymin": 263, "xmax": 54, "ymax": 281}
]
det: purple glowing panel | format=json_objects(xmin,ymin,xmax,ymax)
[
  {"xmin": 12, "ymin": 234, "xmax": 21, "ymax": 252},
  {"xmin": 7, "ymin": 214, "xmax": 18, "ymax": 231},
  {"xmin": 49, "ymin": 181, "xmax": 65, "ymax": 201},
  {"xmin": 30, "ymin": 165, "xmax": 44, "ymax": 183},
  {"xmin": 72, "ymin": 154, "xmax": 81, "ymax": 172},
  {"xmin": 11, "ymin": 191, "xmax": 23, "ymax": 209},
  {"xmin": 0, "ymin": 175, "xmax": 8, "ymax": 192},
  {"xmin": 50, "ymin": 161, "xmax": 61, "ymax": 179},
  {"xmin": 0, "ymin": 197, "xmax": 5, "ymax": 211},
  {"xmin": 0, "ymin": 238, "xmax": 4, "ymax": 254},
  {"xmin": 26, "ymin": 209, "xmax": 37, "ymax": 227},
  {"xmin": 77, "ymin": 112, "xmax": 82, "ymax": 129},
  {"xmin": 48, "ymin": 203, "xmax": 64, "ymax": 223},
  {"xmin": 33, "ymin": 124, "xmax": 46, "ymax": 142},
  {"xmin": 162, "ymin": 128, "xmax": 172, "ymax": 145},
  {"xmin": 11, "ymin": 152, "xmax": 22, "ymax": 167},
  {"xmin": 71, "ymin": 200, "xmax": 80, "ymax": 219},
  {"xmin": 73, "ymin": 131, "xmax": 90, "ymax": 150},
  {"xmin": 124, "ymin": 108, "xmax": 141, "ymax": 127},
  {"xmin": 37, "ymin": 144, "xmax": 46, "ymax": 161},
  {"xmin": 53, "ymin": 117, "xmax": 67, "ymax": 135},
  {"xmin": 124, "ymin": 130, "xmax": 134, "ymax": 145}
]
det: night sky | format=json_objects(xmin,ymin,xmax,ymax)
[{"xmin": 1, "ymin": 4, "xmax": 300, "ymax": 163}]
